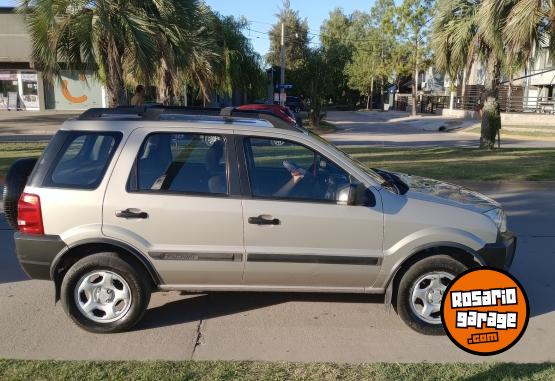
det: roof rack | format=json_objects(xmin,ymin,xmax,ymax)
[{"xmin": 76, "ymin": 106, "xmax": 305, "ymax": 132}]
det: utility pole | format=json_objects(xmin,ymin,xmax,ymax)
[{"xmin": 280, "ymin": 22, "xmax": 286, "ymax": 106}]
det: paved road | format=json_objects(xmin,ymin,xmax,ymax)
[
  {"xmin": 3, "ymin": 110, "xmax": 555, "ymax": 149},
  {"xmin": 324, "ymin": 111, "xmax": 555, "ymax": 148},
  {"xmin": 0, "ymin": 182, "xmax": 554, "ymax": 362}
]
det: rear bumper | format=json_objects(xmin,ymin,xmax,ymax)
[
  {"xmin": 14, "ymin": 232, "xmax": 67, "ymax": 280},
  {"xmin": 477, "ymin": 232, "xmax": 517, "ymax": 270}
]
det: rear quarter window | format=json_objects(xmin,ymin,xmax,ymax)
[{"xmin": 44, "ymin": 131, "xmax": 122, "ymax": 189}]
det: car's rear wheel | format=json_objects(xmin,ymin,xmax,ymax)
[
  {"xmin": 61, "ymin": 253, "xmax": 151, "ymax": 333},
  {"xmin": 396, "ymin": 255, "xmax": 467, "ymax": 335}
]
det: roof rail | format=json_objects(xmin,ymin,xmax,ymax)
[
  {"xmin": 77, "ymin": 106, "xmax": 306, "ymax": 132},
  {"xmin": 77, "ymin": 107, "xmax": 146, "ymax": 120}
]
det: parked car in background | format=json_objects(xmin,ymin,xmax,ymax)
[
  {"xmin": 285, "ymin": 96, "xmax": 304, "ymax": 112},
  {"xmin": 236, "ymin": 104, "xmax": 297, "ymax": 126}
]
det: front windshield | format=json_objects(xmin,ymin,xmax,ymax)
[{"xmin": 308, "ymin": 131, "xmax": 385, "ymax": 185}]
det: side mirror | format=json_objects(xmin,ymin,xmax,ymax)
[{"xmin": 337, "ymin": 183, "xmax": 376, "ymax": 207}]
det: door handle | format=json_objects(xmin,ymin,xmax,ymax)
[
  {"xmin": 116, "ymin": 208, "xmax": 148, "ymax": 219},
  {"xmin": 248, "ymin": 215, "xmax": 281, "ymax": 226}
]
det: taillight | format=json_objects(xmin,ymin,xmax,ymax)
[{"xmin": 17, "ymin": 193, "xmax": 44, "ymax": 235}]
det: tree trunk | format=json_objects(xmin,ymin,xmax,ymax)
[
  {"xmin": 309, "ymin": 97, "xmax": 321, "ymax": 128},
  {"xmin": 157, "ymin": 56, "xmax": 175, "ymax": 106},
  {"xmin": 411, "ymin": 36, "xmax": 419, "ymax": 117},
  {"xmin": 158, "ymin": 69, "xmax": 174, "ymax": 106},
  {"xmin": 480, "ymin": 60, "xmax": 501, "ymax": 149},
  {"xmin": 368, "ymin": 78, "xmax": 374, "ymax": 110},
  {"xmin": 380, "ymin": 76, "xmax": 386, "ymax": 110},
  {"xmin": 101, "ymin": 36, "xmax": 127, "ymax": 107}
]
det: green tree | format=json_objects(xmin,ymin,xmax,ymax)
[
  {"xmin": 345, "ymin": 37, "xmax": 382, "ymax": 109},
  {"xmin": 431, "ymin": 0, "xmax": 477, "ymax": 96},
  {"xmin": 150, "ymin": 0, "xmax": 221, "ymax": 105},
  {"xmin": 19, "ymin": 0, "xmax": 172, "ymax": 107},
  {"xmin": 430, "ymin": 0, "xmax": 555, "ymax": 148},
  {"xmin": 396, "ymin": 0, "xmax": 434, "ymax": 116},
  {"xmin": 267, "ymin": 0, "xmax": 310, "ymax": 70},
  {"xmin": 297, "ymin": 48, "xmax": 333, "ymax": 127},
  {"xmin": 213, "ymin": 15, "xmax": 266, "ymax": 103},
  {"xmin": 369, "ymin": 0, "xmax": 397, "ymax": 108},
  {"xmin": 320, "ymin": 8, "xmax": 354, "ymax": 105}
]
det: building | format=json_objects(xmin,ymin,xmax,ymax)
[{"xmin": 0, "ymin": 7, "xmax": 105, "ymax": 111}]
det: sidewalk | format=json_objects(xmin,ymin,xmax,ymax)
[
  {"xmin": 354, "ymin": 110, "xmax": 475, "ymax": 132},
  {"xmin": 0, "ymin": 110, "xmax": 80, "ymax": 136}
]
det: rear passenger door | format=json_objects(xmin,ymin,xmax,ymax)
[{"xmin": 102, "ymin": 128, "xmax": 245, "ymax": 287}]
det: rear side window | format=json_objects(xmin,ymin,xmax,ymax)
[
  {"xmin": 129, "ymin": 133, "xmax": 227, "ymax": 195},
  {"xmin": 45, "ymin": 132, "xmax": 122, "ymax": 189}
]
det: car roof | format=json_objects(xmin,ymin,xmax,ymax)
[{"xmin": 60, "ymin": 107, "xmax": 305, "ymax": 135}]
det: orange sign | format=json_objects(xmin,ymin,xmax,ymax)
[
  {"xmin": 441, "ymin": 267, "xmax": 529, "ymax": 355},
  {"xmin": 61, "ymin": 79, "xmax": 88, "ymax": 104}
]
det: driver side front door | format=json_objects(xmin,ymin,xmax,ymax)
[{"xmin": 240, "ymin": 136, "xmax": 384, "ymax": 290}]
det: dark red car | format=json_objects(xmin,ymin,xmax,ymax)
[{"xmin": 236, "ymin": 104, "xmax": 297, "ymax": 126}]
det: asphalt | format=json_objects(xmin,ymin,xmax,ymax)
[
  {"xmin": 324, "ymin": 111, "xmax": 555, "ymax": 148},
  {"xmin": 2, "ymin": 110, "xmax": 555, "ymax": 148},
  {"xmin": 0, "ymin": 182, "xmax": 554, "ymax": 362}
]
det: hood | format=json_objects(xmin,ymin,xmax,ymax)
[{"xmin": 394, "ymin": 173, "xmax": 501, "ymax": 213}]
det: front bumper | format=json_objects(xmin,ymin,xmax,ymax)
[
  {"xmin": 477, "ymin": 231, "xmax": 517, "ymax": 270},
  {"xmin": 14, "ymin": 232, "xmax": 67, "ymax": 280}
]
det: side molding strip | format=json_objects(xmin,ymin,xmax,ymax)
[
  {"xmin": 247, "ymin": 253, "xmax": 382, "ymax": 266},
  {"xmin": 149, "ymin": 252, "xmax": 243, "ymax": 262}
]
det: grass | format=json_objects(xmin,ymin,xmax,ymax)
[
  {"xmin": 466, "ymin": 125, "xmax": 555, "ymax": 138},
  {"xmin": 302, "ymin": 119, "xmax": 337, "ymax": 134},
  {"xmin": 1, "ymin": 142, "xmax": 555, "ymax": 182},
  {"xmin": 0, "ymin": 360, "xmax": 554, "ymax": 381},
  {"xmin": 0, "ymin": 142, "xmax": 47, "ymax": 180},
  {"xmin": 343, "ymin": 146, "xmax": 555, "ymax": 181}
]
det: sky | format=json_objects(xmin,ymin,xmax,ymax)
[
  {"xmin": 0, "ymin": 0, "xmax": 375, "ymax": 58},
  {"xmin": 205, "ymin": 0, "xmax": 374, "ymax": 58}
]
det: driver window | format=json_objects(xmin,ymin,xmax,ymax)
[{"xmin": 244, "ymin": 137, "xmax": 351, "ymax": 202}]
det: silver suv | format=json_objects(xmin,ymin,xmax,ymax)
[{"xmin": 5, "ymin": 107, "xmax": 516, "ymax": 335}]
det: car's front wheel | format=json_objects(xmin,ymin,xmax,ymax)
[
  {"xmin": 61, "ymin": 253, "xmax": 151, "ymax": 333},
  {"xmin": 396, "ymin": 255, "xmax": 467, "ymax": 335}
]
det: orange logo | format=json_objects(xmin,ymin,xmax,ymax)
[
  {"xmin": 61, "ymin": 79, "xmax": 88, "ymax": 104},
  {"xmin": 441, "ymin": 268, "xmax": 529, "ymax": 355}
]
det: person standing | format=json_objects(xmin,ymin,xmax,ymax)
[{"xmin": 130, "ymin": 85, "xmax": 145, "ymax": 106}]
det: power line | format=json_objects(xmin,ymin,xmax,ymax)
[{"xmin": 246, "ymin": 24, "xmax": 389, "ymax": 46}]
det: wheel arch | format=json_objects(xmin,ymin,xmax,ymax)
[
  {"xmin": 383, "ymin": 243, "xmax": 484, "ymax": 307},
  {"xmin": 50, "ymin": 238, "xmax": 162, "ymax": 301}
]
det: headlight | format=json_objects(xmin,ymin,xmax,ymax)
[{"xmin": 484, "ymin": 208, "xmax": 507, "ymax": 233}]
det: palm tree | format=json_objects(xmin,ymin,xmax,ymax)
[
  {"xmin": 148, "ymin": 1, "xmax": 220, "ymax": 105},
  {"xmin": 431, "ymin": 0, "xmax": 478, "ymax": 97},
  {"xmin": 18, "ymin": 0, "xmax": 181, "ymax": 107},
  {"xmin": 212, "ymin": 15, "xmax": 265, "ymax": 104},
  {"xmin": 431, "ymin": 0, "xmax": 509, "ymax": 148},
  {"xmin": 432, "ymin": 0, "xmax": 555, "ymax": 148}
]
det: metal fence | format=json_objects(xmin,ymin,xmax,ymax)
[
  {"xmin": 500, "ymin": 96, "xmax": 555, "ymax": 114},
  {"xmin": 392, "ymin": 93, "xmax": 555, "ymax": 114}
]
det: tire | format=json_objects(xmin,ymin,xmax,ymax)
[
  {"xmin": 61, "ymin": 253, "xmax": 151, "ymax": 333},
  {"xmin": 396, "ymin": 255, "xmax": 467, "ymax": 335},
  {"xmin": 2, "ymin": 157, "xmax": 37, "ymax": 230}
]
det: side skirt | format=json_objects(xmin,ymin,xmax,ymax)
[{"xmin": 158, "ymin": 284, "xmax": 385, "ymax": 294}]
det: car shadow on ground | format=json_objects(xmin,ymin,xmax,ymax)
[
  {"xmin": 138, "ymin": 292, "xmax": 384, "ymax": 331},
  {"xmin": 0, "ymin": 215, "xmax": 29, "ymax": 284}
]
